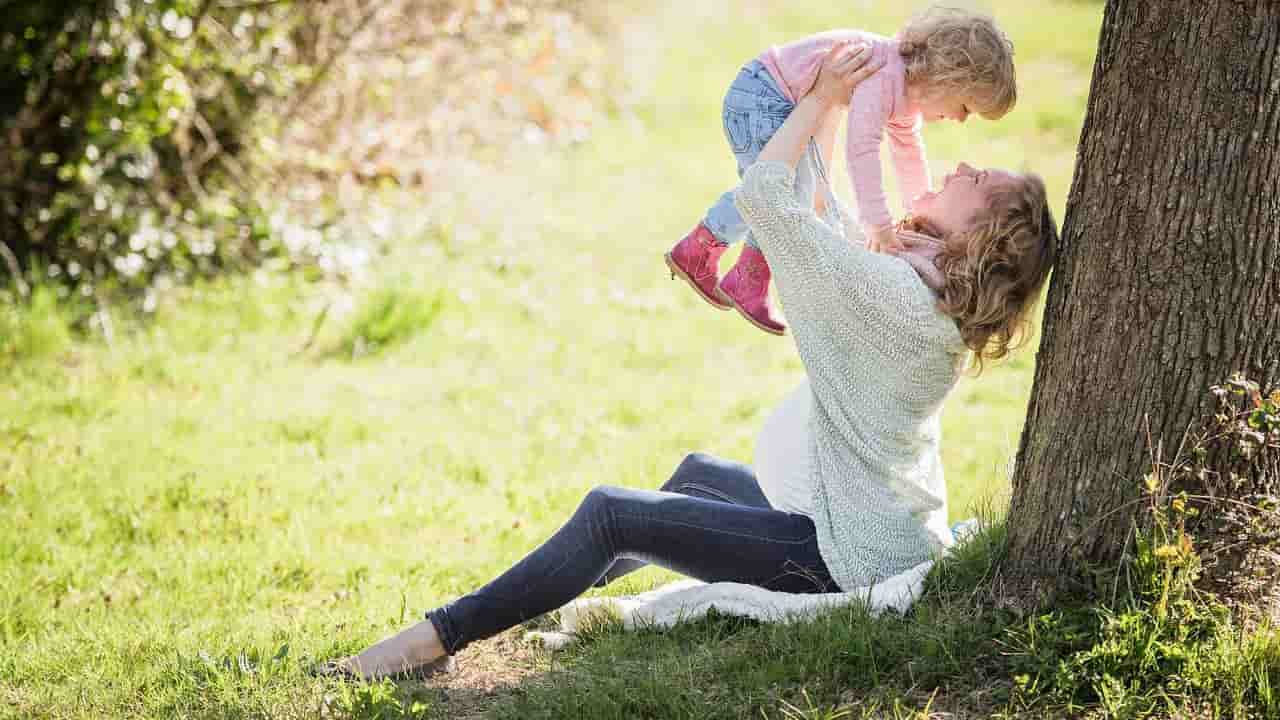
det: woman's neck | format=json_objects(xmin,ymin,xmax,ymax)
[{"xmin": 887, "ymin": 228, "xmax": 947, "ymax": 291}]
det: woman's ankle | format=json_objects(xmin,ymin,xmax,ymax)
[{"xmin": 345, "ymin": 619, "xmax": 447, "ymax": 679}]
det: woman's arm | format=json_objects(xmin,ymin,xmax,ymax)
[
  {"xmin": 756, "ymin": 43, "xmax": 876, "ymax": 168},
  {"xmin": 760, "ymin": 45, "xmax": 898, "ymax": 251},
  {"xmin": 736, "ymin": 45, "xmax": 929, "ymax": 390},
  {"xmin": 744, "ymin": 41, "xmax": 881, "ymax": 241},
  {"xmin": 812, "ymin": 107, "xmax": 841, "ymax": 216},
  {"xmin": 755, "ymin": 95, "xmax": 838, "ymax": 170}
]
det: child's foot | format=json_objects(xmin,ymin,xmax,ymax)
[
  {"xmin": 717, "ymin": 246, "xmax": 786, "ymax": 335},
  {"xmin": 321, "ymin": 620, "xmax": 453, "ymax": 682},
  {"xmin": 665, "ymin": 222, "xmax": 732, "ymax": 310}
]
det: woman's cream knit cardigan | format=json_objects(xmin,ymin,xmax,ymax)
[{"xmin": 735, "ymin": 159, "xmax": 967, "ymax": 591}]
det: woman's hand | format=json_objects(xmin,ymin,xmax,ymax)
[
  {"xmin": 809, "ymin": 42, "xmax": 882, "ymax": 109},
  {"xmin": 755, "ymin": 43, "xmax": 882, "ymax": 170}
]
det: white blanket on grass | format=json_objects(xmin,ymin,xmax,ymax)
[{"xmin": 525, "ymin": 520, "xmax": 977, "ymax": 650}]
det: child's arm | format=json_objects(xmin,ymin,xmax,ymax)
[
  {"xmin": 843, "ymin": 75, "xmax": 898, "ymax": 251},
  {"xmin": 886, "ymin": 116, "xmax": 931, "ymax": 216}
]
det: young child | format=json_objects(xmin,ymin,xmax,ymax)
[{"xmin": 665, "ymin": 7, "xmax": 1017, "ymax": 335}]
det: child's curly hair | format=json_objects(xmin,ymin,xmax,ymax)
[
  {"xmin": 899, "ymin": 6, "xmax": 1017, "ymax": 120},
  {"xmin": 903, "ymin": 175, "xmax": 1058, "ymax": 374}
]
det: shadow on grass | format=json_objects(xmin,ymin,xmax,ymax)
[
  {"xmin": 321, "ymin": 632, "xmax": 559, "ymax": 720},
  {"xmin": 306, "ymin": 516, "xmax": 1280, "ymax": 719},
  {"xmin": 400, "ymin": 528, "xmax": 1018, "ymax": 720}
]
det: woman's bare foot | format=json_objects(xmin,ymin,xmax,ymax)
[{"xmin": 331, "ymin": 619, "xmax": 449, "ymax": 681}]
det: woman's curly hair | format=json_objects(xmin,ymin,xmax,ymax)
[
  {"xmin": 899, "ymin": 6, "xmax": 1017, "ymax": 120},
  {"xmin": 903, "ymin": 174, "xmax": 1058, "ymax": 374}
]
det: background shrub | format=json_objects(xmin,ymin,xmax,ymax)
[
  {"xmin": 0, "ymin": 1, "xmax": 616, "ymax": 309},
  {"xmin": 0, "ymin": 0, "xmax": 303, "ymax": 300}
]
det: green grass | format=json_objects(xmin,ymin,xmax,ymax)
[
  {"xmin": 487, "ymin": 510, "xmax": 1280, "ymax": 720},
  {"xmin": 0, "ymin": 1, "xmax": 1170, "ymax": 718},
  {"xmin": 0, "ymin": 286, "xmax": 75, "ymax": 365},
  {"xmin": 330, "ymin": 282, "xmax": 446, "ymax": 361}
]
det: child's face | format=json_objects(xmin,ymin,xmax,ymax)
[{"xmin": 913, "ymin": 87, "xmax": 972, "ymax": 124}]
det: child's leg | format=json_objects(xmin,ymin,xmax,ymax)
[
  {"xmin": 735, "ymin": 117, "xmax": 819, "ymax": 250},
  {"xmin": 711, "ymin": 63, "xmax": 801, "ymax": 335},
  {"xmin": 667, "ymin": 61, "xmax": 796, "ymax": 311},
  {"xmin": 705, "ymin": 61, "xmax": 797, "ymax": 247}
]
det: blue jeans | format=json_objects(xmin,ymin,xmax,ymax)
[
  {"xmin": 426, "ymin": 452, "xmax": 836, "ymax": 655},
  {"xmin": 704, "ymin": 60, "xmax": 818, "ymax": 249}
]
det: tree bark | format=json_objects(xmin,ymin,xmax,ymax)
[{"xmin": 1004, "ymin": 0, "xmax": 1280, "ymax": 580}]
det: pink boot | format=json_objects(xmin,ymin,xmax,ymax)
[
  {"xmin": 665, "ymin": 222, "xmax": 732, "ymax": 310},
  {"xmin": 716, "ymin": 246, "xmax": 786, "ymax": 335}
]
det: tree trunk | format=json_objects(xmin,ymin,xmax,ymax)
[{"xmin": 1004, "ymin": 0, "xmax": 1280, "ymax": 580}]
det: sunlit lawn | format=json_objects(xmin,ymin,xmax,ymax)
[{"xmin": 0, "ymin": 1, "xmax": 1101, "ymax": 717}]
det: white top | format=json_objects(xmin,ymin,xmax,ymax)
[
  {"xmin": 754, "ymin": 381, "xmax": 815, "ymax": 516},
  {"xmin": 755, "ymin": 378, "xmax": 953, "ymax": 543},
  {"xmin": 734, "ymin": 160, "xmax": 966, "ymax": 590}
]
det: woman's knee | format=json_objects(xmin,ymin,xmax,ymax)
[
  {"xmin": 575, "ymin": 485, "xmax": 638, "ymax": 548},
  {"xmin": 577, "ymin": 485, "xmax": 628, "ymax": 518},
  {"xmin": 665, "ymin": 452, "xmax": 717, "ymax": 490}
]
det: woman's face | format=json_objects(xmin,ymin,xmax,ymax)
[{"xmin": 912, "ymin": 162, "xmax": 1020, "ymax": 236}]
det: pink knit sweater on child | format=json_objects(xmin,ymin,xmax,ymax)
[{"xmin": 759, "ymin": 31, "xmax": 929, "ymax": 231}]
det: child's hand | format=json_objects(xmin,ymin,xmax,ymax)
[
  {"xmin": 867, "ymin": 226, "xmax": 901, "ymax": 254},
  {"xmin": 810, "ymin": 41, "xmax": 883, "ymax": 108}
]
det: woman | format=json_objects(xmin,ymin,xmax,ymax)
[{"xmin": 328, "ymin": 42, "xmax": 1058, "ymax": 680}]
